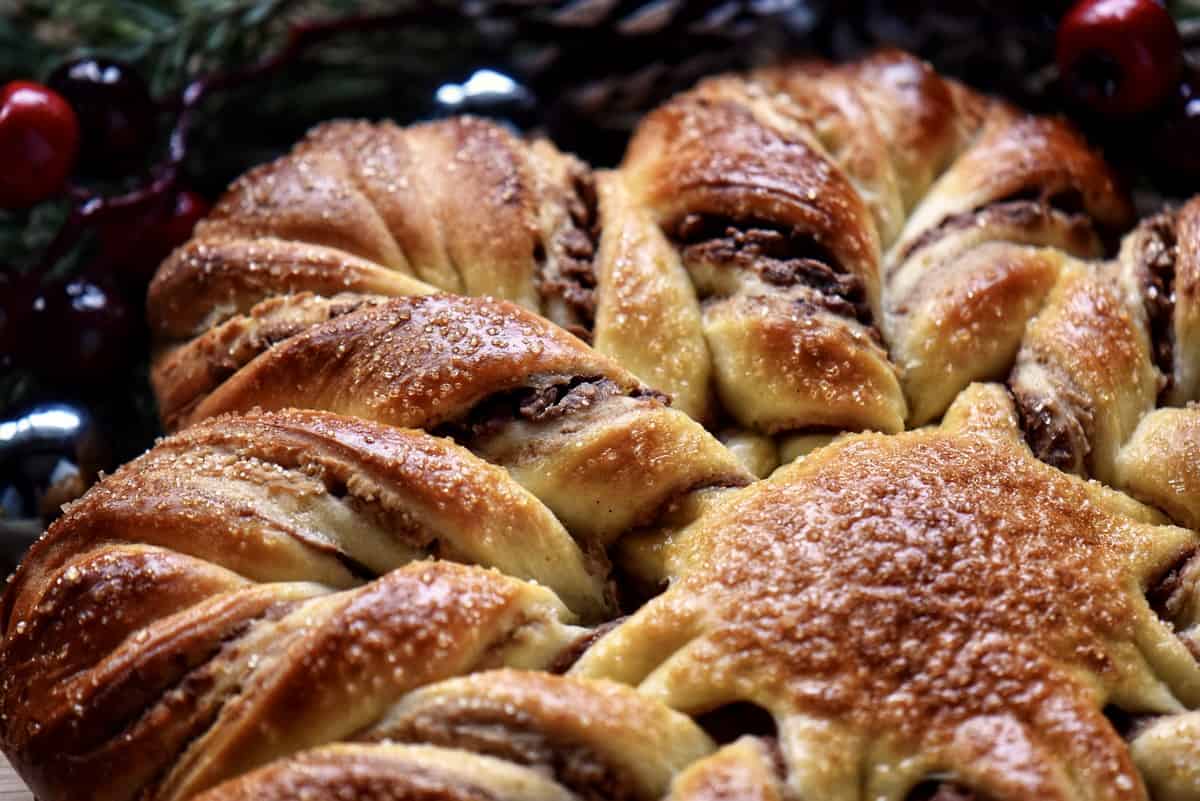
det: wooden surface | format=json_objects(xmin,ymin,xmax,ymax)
[{"xmin": 0, "ymin": 758, "xmax": 32, "ymax": 801}]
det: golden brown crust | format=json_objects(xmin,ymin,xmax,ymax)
[
  {"xmin": 4, "ymin": 408, "xmax": 612, "ymax": 625},
  {"xmin": 152, "ymin": 292, "xmax": 391, "ymax": 430},
  {"xmin": 176, "ymin": 294, "xmax": 630, "ymax": 431},
  {"xmin": 1010, "ymin": 260, "xmax": 1159, "ymax": 482},
  {"xmin": 167, "ymin": 116, "xmax": 595, "ymax": 332},
  {"xmin": 0, "ymin": 310, "xmax": 740, "ymax": 800},
  {"xmin": 621, "ymin": 76, "xmax": 882, "ymax": 312},
  {"xmin": 362, "ymin": 670, "xmax": 714, "ymax": 800},
  {"xmin": 751, "ymin": 49, "xmax": 985, "ymax": 251},
  {"xmin": 199, "ymin": 141, "xmax": 409, "ymax": 270},
  {"xmin": 616, "ymin": 75, "xmax": 909, "ymax": 435},
  {"xmin": 470, "ymin": 395, "xmax": 752, "ymax": 545},
  {"xmin": 153, "ymin": 563, "xmax": 571, "ymax": 801},
  {"xmin": 148, "ymin": 235, "xmax": 436, "ymax": 340},
  {"xmin": 871, "ymin": 178, "xmax": 1200, "ymax": 540},
  {"xmin": 14, "ymin": 49, "xmax": 1200, "ymax": 801},
  {"xmin": 666, "ymin": 739, "xmax": 784, "ymax": 801},
  {"xmin": 146, "ymin": 50, "xmax": 1138, "ymax": 455},
  {"xmin": 591, "ymin": 171, "xmax": 712, "ymax": 422},
  {"xmin": 893, "ymin": 105, "xmax": 1132, "ymax": 259},
  {"xmin": 191, "ymin": 744, "xmax": 578, "ymax": 801},
  {"xmin": 576, "ymin": 384, "xmax": 1200, "ymax": 800},
  {"xmin": 4, "ymin": 554, "xmax": 579, "ymax": 801},
  {"xmin": 2, "ymin": 578, "xmax": 327, "ymax": 801},
  {"xmin": 844, "ymin": 49, "xmax": 984, "ymax": 211},
  {"xmin": 752, "ymin": 58, "xmax": 907, "ymax": 247},
  {"xmin": 1116, "ymin": 407, "xmax": 1200, "ymax": 530},
  {"xmin": 701, "ymin": 291, "xmax": 904, "ymax": 433},
  {"xmin": 891, "ymin": 243, "xmax": 1063, "ymax": 425},
  {"xmin": 152, "ymin": 293, "xmax": 752, "ymax": 547}
]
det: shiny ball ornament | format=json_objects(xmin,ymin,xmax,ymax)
[
  {"xmin": 432, "ymin": 68, "xmax": 538, "ymax": 130},
  {"xmin": 0, "ymin": 401, "xmax": 107, "ymax": 573}
]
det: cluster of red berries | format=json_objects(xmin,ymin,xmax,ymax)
[
  {"xmin": 1, "ymin": 59, "xmax": 163, "ymax": 208},
  {"xmin": 0, "ymin": 59, "xmax": 208, "ymax": 383}
]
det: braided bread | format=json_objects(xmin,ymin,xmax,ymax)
[{"xmin": 6, "ymin": 49, "xmax": 1200, "ymax": 800}]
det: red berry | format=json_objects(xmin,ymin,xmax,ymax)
[
  {"xmin": 158, "ymin": 190, "xmax": 210, "ymax": 255},
  {"xmin": 1148, "ymin": 70, "xmax": 1200, "ymax": 191},
  {"xmin": 30, "ymin": 272, "xmax": 134, "ymax": 383},
  {"xmin": 0, "ymin": 81, "xmax": 80, "ymax": 209},
  {"xmin": 100, "ymin": 189, "xmax": 211, "ymax": 284},
  {"xmin": 1057, "ymin": 0, "xmax": 1182, "ymax": 116},
  {"xmin": 47, "ymin": 59, "xmax": 155, "ymax": 177}
]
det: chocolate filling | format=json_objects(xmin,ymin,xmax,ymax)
[
  {"xmin": 1148, "ymin": 546, "xmax": 1200, "ymax": 663},
  {"xmin": 1135, "ymin": 213, "xmax": 1179, "ymax": 396},
  {"xmin": 157, "ymin": 293, "xmax": 387, "ymax": 431},
  {"xmin": 549, "ymin": 617, "xmax": 628, "ymax": 674},
  {"xmin": 359, "ymin": 765, "xmax": 503, "ymax": 801},
  {"xmin": 35, "ymin": 598, "xmax": 302, "ymax": 801},
  {"xmin": 537, "ymin": 173, "xmax": 600, "ymax": 340},
  {"xmin": 43, "ymin": 597, "xmax": 296, "ymax": 755},
  {"xmin": 1011, "ymin": 383, "xmax": 1092, "ymax": 474},
  {"xmin": 436, "ymin": 376, "xmax": 665, "ymax": 444},
  {"xmin": 1149, "ymin": 546, "xmax": 1198, "ymax": 621},
  {"xmin": 373, "ymin": 710, "xmax": 639, "ymax": 801},
  {"xmin": 673, "ymin": 214, "xmax": 872, "ymax": 325},
  {"xmin": 896, "ymin": 190, "xmax": 1094, "ymax": 264}
]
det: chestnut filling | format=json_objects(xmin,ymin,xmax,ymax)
[
  {"xmin": 896, "ymin": 190, "xmax": 1094, "ymax": 264},
  {"xmin": 1148, "ymin": 546, "xmax": 1200, "ymax": 661},
  {"xmin": 548, "ymin": 617, "xmax": 628, "ymax": 675},
  {"xmin": 435, "ymin": 376, "xmax": 627, "ymax": 443},
  {"xmin": 1011, "ymin": 383, "xmax": 1092, "ymax": 474},
  {"xmin": 1136, "ymin": 213, "xmax": 1179, "ymax": 395},
  {"xmin": 672, "ymin": 214, "xmax": 873, "ymax": 326},
  {"xmin": 1149, "ymin": 546, "xmax": 1198, "ymax": 620},
  {"xmin": 51, "ymin": 598, "xmax": 300, "ymax": 797},
  {"xmin": 537, "ymin": 174, "xmax": 600, "ymax": 339},
  {"xmin": 371, "ymin": 710, "xmax": 639, "ymax": 801}
]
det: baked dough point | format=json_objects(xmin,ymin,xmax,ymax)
[{"xmin": 581, "ymin": 384, "xmax": 1200, "ymax": 801}]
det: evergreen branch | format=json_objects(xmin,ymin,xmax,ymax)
[{"xmin": 0, "ymin": 1, "xmax": 475, "ymax": 270}]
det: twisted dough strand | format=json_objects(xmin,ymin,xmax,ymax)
[{"xmin": 148, "ymin": 50, "xmax": 1143, "ymax": 480}]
